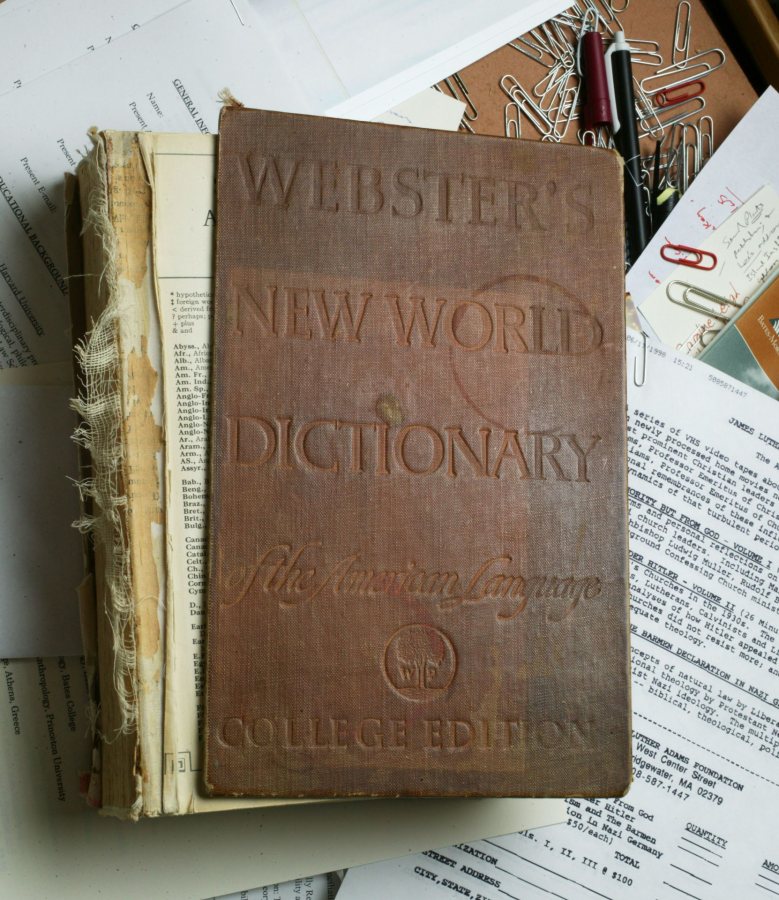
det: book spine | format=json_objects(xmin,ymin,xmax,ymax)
[
  {"xmin": 106, "ymin": 132, "xmax": 167, "ymax": 818},
  {"xmin": 71, "ymin": 132, "xmax": 168, "ymax": 818},
  {"xmin": 71, "ymin": 134, "xmax": 142, "ymax": 818}
]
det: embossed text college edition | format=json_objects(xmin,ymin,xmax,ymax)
[{"xmin": 205, "ymin": 108, "xmax": 631, "ymax": 798}]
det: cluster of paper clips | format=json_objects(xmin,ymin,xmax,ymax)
[
  {"xmin": 493, "ymin": 0, "xmax": 723, "ymax": 200},
  {"xmin": 642, "ymin": 115, "xmax": 714, "ymax": 198}
]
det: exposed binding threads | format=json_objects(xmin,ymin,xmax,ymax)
[
  {"xmin": 70, "ymin": 137, "xmax": 137, "ymax": 737},
  {"xmin": 217, "ymin": 87, "xmax": 244, "ymax": 108}
]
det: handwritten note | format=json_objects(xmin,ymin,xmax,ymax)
[
  {"xmin": 639, "ymin": 184, "xmax": 779, "ymax": 355},
  {"xmin": 725, "ymin": 195, "xmax": 779, "ymax": 281}
]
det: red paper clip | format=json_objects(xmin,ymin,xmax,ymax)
[
  {"xmin": 655, "ymin": 79, "xmax": 706, "ymax": 107},
  {"xmin": 660, "ymin": 242, "xmax": 717, "ymax": 270}
]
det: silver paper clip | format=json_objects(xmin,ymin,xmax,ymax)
[
  {"xmin": 672, "ymin": 1, "xmax": 692, "ymax": 68},
  {"xmin": 666, "ymin": 280, "xmax": 739, "ymax": 321},
  {"xmin": 505, "ymin": 101, "xmax": 522, "ymax": 138},
  {"xmin": 634, "ymin": 330, "xmax": 647, "ymax": 387}
]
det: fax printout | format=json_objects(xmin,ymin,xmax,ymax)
[{"xmin": 339, "ymin": 331, "xmax": 779, "ymax": 899}]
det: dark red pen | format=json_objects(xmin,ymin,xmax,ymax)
[{"xmin": 579, "ymin": 27, "xmax": 612, "ymax": 135}]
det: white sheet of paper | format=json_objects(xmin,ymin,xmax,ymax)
[
  {"xmin": 0, "ymin": 655, "xmax": 563, "ymax": 899},
  {"xmin": 373, "ymin": 88, "xmax": 465, "ymax": 131},
  {"xmin": 638, "ymin": 184, "xmax": 779, "ymax": 355},
  {"xmin": 0, "ymin": 385, "xmax": 83, "ymax": 657},
  {"xmin": 0, "ymin": 0, "xmax": 33, "ymax": 17},
  {"xmin": 0, "ymin": 0, "xmax": 312, "ymax": 369},
  {"xmin": 338, "ymin": 332, "xmax": 779, "ymax": 899},
  {"xmin": 0, "ymin": 0, "xmax": 185, "ymax": 94},
  {"xmin": 252, "ymin": 0, "xmax": 568, "ymax": 119},
  {"xmin": 629, "ymin": 87, "xmax": 779, "ymax": 311}
]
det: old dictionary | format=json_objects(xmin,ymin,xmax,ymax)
[
  {"xmin": 67, "ymin": 130, "xmax": 565, "ymax": 842},
  {"xmin": 205, "ymin": 108, "xmax": 632, "ymax": 798}
]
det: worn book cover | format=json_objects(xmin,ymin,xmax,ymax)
[{"xmin": 205, "ymin": 107, "xmax": 630, "ymax": 798}]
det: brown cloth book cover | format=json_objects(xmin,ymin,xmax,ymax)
[{"xmin": 205, "ymin": 107, "xmax": 631, "ymax": 798}]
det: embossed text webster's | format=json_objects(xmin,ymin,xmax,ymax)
[{"xmin": 235, "ymin": 153, "xmax": 596, "ymax": 232}]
